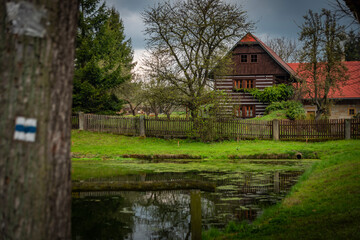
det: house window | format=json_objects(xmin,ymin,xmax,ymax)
[
  {"xmin": 234, "ymin": 105, "xmax": 255, "ymax": 118},
  {"xmin": 349, "ymin": 108, "xmax": 355, "ymax": 116},
  {"xmin": 307, "ymin": 111, "xmax": 315, "ymax": 119},
  {"xmin": 244, "ymin": 105, "xmax": 255, "ymax": 117},
  {"xmin": 241, "ymin": 55, "xmax": 247, "ymax": 62},
  {"xmin": 233, "ymin": 79, "xmax": 254, "ymax": 90},
  {"xmin": 234, "ymin": 105, "xmax": 242, "ymax": 118},
  {"xmin": 233, "ymin": 79, "xmax": 242, "ymax": 89},
  {"xmin": 243, "ymin": 79, "xmax": 254, "ymax": 89},
  {"xmin": 251, "ymin": 55, "xmax": 257, "ymax": 63}
]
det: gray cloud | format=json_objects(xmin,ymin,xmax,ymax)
[
  {"xmin": 241, "ymin": 0, "xmax": 330, "ymax": 39},
  {"xmin": 104, "ymin": 0, "xmax": 351, "ymax": 66}
]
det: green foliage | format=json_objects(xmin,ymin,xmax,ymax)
[
  {"xmin": 265, "ymin": 101, "xmax": 305, "ymax": 120},
  {"xmin": 171, "ymin": 111, "xmax": 186, "ymax": 116},
  {"xmin": 245, "ymin": 84, "xmax": 294, "ymax": 103},
  {"xmin": 73, "ymin": 0, "xmax": 134, "ymax": 114},
  {"xmin": 72, "ymin": 130, "xmax": 360, "ymax": 161},
  {"xmin": 345, "ymin": 30, "xmax": 360, "ymax": 61},
  {"xmin": 255, "ymin": 110, "xmax": 287, "ymax": 121},
  {"xmin": 187, "ymin": 118, "xmax": 220, "ymax": 142}
]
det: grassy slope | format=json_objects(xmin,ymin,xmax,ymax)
[
  {"xmin": 254, "ymin": 110, "xmax": 288, "ymax": 121},
  {"xmin": 204, "ymin": 151, "xmax": 360, "ymax": 240}
]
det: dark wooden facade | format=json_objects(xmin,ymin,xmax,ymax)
[{"xmin": 215, "ymin": 33, "xmax": 294, "ymax": 118}]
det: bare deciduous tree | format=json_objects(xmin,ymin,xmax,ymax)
[
  {"xmin": 297, "ymin": 9, "xmax": 348, "ymax": 119},
  {"xmin": 142, "ymin": 0, "xmax": 253, "ymax": 118},
  {"xmin": 330, "ymin": 0, "xmax": 360, "ymax": 27},
  {"xmin": 142, "ymin": 79, "xmax": 180, "ymax": 119},
  {"xmin": 140, "ymin": 48, "xmax": 183, "ymax": 119},
  {"xmin": 265, "ymin": 36, "xmax": 300, "ymax": 63},
  {"xmin": 115, "ymin": 77, "xmax": 145, "ymax": 116}
]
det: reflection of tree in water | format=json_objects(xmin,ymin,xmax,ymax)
[
  {"xmin": 72, "ymin": 196, "xmax": 134, "ymax": 240},
  {"xmin": 200, "ymin": 171, "xmax": 303, "ymax": 226},
  {"xmin": 131, "ymin": 191, "xmax": 191, "ymax": 240},
  {"xmin": 71, "ymin": 171, "xmax": 303, "ymax": 239}
]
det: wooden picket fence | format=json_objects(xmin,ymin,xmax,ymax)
[
  {"xmin": 145, "ymin": 117, "xmax": 272, "ymax": 139},
  {"xmin": 280, "ymin": 119, "xmax": 345, "ymax": 140},
  {"xmin": 84, "ymin": 114, "xmax": 137, "ymax": 135},
  {"xmin": 145, "ymin": 117, "xmax": 193, "ymax": 138},
  {"xmin": 351, "ymin": 118, "xmax": 360, "ymax": 139},
  {"xmin": 71, "ymin": 114, "xmax": 360, "ymax": 141},
  {"xmin": 71, "ymin": 115, "xmax": 79, "ymax": 129}
]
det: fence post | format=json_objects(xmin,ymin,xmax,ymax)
[
  {"xmin": 139, "ymin": 115, "xmax": 146, "ymax": 137},
  {"xmin": 190, "ymin": 190, "xmax": 202, "ymax": 240},
  {"xmin": 345, "ymin": 119, "xmax": 351, "ymax": 140},
  {"xmin": 273, "ymin": 119, "xmax": 279, "ymax": 141},
  {"xmin": 79, "ymin": 112, "xmax": 85, "ymax": 130},
  {"xmin": 274, "ymin": 171, "xmax": 280, "ymax": 193}
]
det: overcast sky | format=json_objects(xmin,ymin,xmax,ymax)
[{"xmin": 104, "ymin": 0, "xmax": 351, "ymax": 69}]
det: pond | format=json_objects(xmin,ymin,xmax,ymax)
[{"xmin": 72, "ymin": 170, "xmax": 303, "ymax": 240}]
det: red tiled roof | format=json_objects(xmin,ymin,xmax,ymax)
[
  {"xmin": 232, "ymin": 33, "xmax": 360, "ymax": 99},
  {"xmin": 240, "ymin": 33, "xmax": 257, "ymax": 42},
  {"xmin": 235, "ymin": 33, "xmax": 296, "ymax": 76},
  {"xmin": 288, "ymin": 62, "xmax": 360, "ymax": 99}
]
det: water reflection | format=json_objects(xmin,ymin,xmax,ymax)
[
  {"xmin": 73, "ymin": 191, "xmax": 191, "ymax": 240},
  {"xmin": 72, "ymin": 171, "xmax": 302, "ymax": 239}
]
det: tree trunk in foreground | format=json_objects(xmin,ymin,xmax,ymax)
[{"xmin": 0, "ymin": 1, "xmax": 78, "ymax": 239}]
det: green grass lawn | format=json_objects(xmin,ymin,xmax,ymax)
[
  {"xmin": 71, "ymin": 130, "xmax": 359, "ymax": 160},
  {"xmin": 71, "ymin": 130, "xmax": 360, "ymax": 239},
  {"xmin": 71, "ymin": 130, "xmax": 319, "ymax": 180}
]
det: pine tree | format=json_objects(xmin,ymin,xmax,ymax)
[
  {"xmin": 345, "ymin": 30, "xmax": 360, "ymax": 61},
  {"xmin": 73, "ymin": 0, "xmax": 134, "ymax": 114}
]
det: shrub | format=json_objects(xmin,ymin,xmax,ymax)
[
  {"xmin": 264, "ymin": 101, "xmax": 285, "ymax": 112},
  {"xmin": 265, "ymin": 101, "xmax": 305, "ymax": 120},
  {"xmin": 246, "ymin": 84, "xmax": 293, "ymax": 103}
]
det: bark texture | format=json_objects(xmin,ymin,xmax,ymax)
[{"xmin": 0, "ymin": 1, "xmax": 78, "ymax": 239}]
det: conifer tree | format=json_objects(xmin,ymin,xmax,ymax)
[{"xmin": 73, "ymin": 0, "xmax": 134, "ymax": 114}]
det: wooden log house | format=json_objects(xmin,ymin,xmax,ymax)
[{"xmin": 215, "ymin": 33, "xmax": 296, "ymax": 118}]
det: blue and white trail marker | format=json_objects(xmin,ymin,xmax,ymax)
[{"xmin": 14, "ymin": 117, "xmax": 37, "ymax": 142}]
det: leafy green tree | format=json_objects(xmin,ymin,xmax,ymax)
[
  {"xmin": 297, "ymin": 9, "xmax": 348, "ymax": 120},
  {"xmin": 344, "ymin": 30, "xmax": 360, "ymax": 60},
  {"xmin": 73, "ymin": 0, "xmax": 134, "ymax": 114}
]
